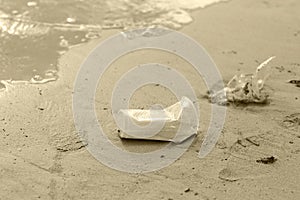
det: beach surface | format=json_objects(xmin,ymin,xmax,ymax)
[{"xmin": 1, "ymin": 0, "xmax": 300, "ymax": 199}]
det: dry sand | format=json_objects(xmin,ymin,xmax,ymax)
[{"xmin": 1, "ymin": 0, "xmax": 300, "ymax": 199}]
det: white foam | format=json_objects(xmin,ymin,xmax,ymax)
[
  {"xmin": 152, "ymin": 0, "xmax": 228, "ymax": 10},
  {"xmin": 105, "ymin": 0, "xmax": 229, "ymax": 29}
]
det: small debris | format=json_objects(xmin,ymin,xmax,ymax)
[
  {"xmin": 288, "ymin": 80, "xmax": 300, "ymax": 88},
  {"xmin": 38, "ymin": 88, "xmax": 42, "ymax": 95},
  {"xmin": 184, "ymin": 188, "xmax": 191, "ymax": 193},
  {"xmin": 209, "ymin": 56, "xmax": 275, "ymax": 105},
  {"xmin": 256, "ymin": 156, "xmax": 277, "ymax": 164}
]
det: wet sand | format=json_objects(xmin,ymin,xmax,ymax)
[{"xmin": 1, "ymin": 0, "xmax": 300, "ymax": 199}]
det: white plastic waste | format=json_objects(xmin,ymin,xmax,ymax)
[
  {"xmin": 210, "ymin": 56, "xmax": 275, "ymax": 105},
  {"xmin": 117, "ymin": 96, "xmax": 198, "ymax": 143}
]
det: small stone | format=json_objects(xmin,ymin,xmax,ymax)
[
  {"xmin": 184, "ymin": 188, "xmax": 190, "ymax": 193},
  {"xmin": 66, "ymin": 17, "xmax": 76, "ymax": 23},
  {"xmin": 27, "ymin": 1, "xmax": 38, "ymax": 7}
]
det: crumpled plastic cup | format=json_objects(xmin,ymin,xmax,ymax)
[{"xmin": 116, "ymin": 96, "xmax": 199, "ymax": 143}]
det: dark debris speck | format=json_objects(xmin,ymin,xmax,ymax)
[{"xmin": 256, "ymin": 156, "xmax": 277, "ymax": 164}]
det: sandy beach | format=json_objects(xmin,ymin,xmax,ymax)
[{"xmin": 0, "ymin": 0, "xmax": 300, "ymax": 199}]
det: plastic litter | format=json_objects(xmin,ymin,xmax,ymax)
[
  {"xmin": 117, "ymin": 96, "xmax": 198, "ymax": 143},
  {"xmin": 209, "ymin": 56, "xmax": 275, "ymax": 105}
]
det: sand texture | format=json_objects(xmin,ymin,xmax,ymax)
[{"xmin": 0, "ymin": 0, "xmax": 300, "ymax": 199}]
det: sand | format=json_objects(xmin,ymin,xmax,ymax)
[{"xmin": 0, "ymin": 0, "xmax": 300, "ymax": 199}]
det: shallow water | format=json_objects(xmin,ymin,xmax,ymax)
[{"xmin": 0, "ymin": 0, "xmax": 227, "ymax": 83}]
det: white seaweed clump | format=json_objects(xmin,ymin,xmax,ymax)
[{"xmin": 210, "ymin": 56, "xmax": 275, "ymax": 105}]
